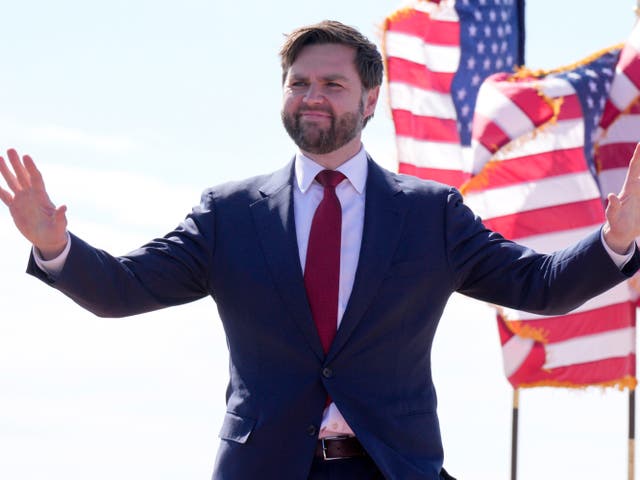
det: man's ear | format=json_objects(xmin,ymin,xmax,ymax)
[{"xmin": 363, "ymin": 86, "xmax": 380, "ymax": 119}]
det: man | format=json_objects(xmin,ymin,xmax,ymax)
[{"xmin": 1, "ymin": 20, "xmax": 640, "ymax": 480}]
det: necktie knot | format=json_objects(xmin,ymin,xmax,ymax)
[{"xmin": 316, "ymin": 170, "xmax": 345, "ymax": 189}]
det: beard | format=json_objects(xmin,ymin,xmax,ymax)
[{"xmin": 281, "ymin": 99, "xmax": 365, "ymax": 155}]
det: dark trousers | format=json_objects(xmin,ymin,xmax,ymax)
[{"xmin": 308, "ymin": 456, "xmax": 457, "ymax": 479}]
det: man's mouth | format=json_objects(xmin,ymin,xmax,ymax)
[{"xmin": 299, "ymin": 109, "xmax": 332, "ymax": 120}]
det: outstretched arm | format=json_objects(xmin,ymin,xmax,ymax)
[{"xmin": 0, "ymin": 149, "xmax": 68, "ymax": 259}]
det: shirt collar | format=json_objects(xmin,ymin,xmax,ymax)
[{"xmin": 295, "ymin": 146, "xmax": 368, "ymax": 194}]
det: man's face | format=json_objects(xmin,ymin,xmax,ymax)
[{"xmin": 281, "ymin": 43, "xmax": 378, "ymax": 155}]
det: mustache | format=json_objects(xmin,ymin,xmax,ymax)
[{"xmin": 297, "ymin": 107, "xmax": 334, "ymax": 116}]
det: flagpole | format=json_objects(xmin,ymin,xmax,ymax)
[
  {"xmin": 630, "ymin": 389, "xmax": 636, "ymax": 480},
  {"xmin": 511, "ymin": 388, "xmax": 519, "ymax": 480}
]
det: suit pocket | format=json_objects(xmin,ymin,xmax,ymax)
[{"xmin": 218, "ymin": 411, "xmax": 256, "ymax": 444}]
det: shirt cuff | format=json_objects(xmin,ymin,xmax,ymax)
[
  {"xmin": 600, "ymin": 228, "xmax": 635, "ymax": 269},
  {"xmin": 32, "ymin": 232, "xmax": 71, "ymax": 278}
]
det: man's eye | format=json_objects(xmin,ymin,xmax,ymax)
[
  {"xmin": 290, "ymin": 81, "xmax": 307, "ymax": 87},
  {"xmin": 327, "ymin": 82, "xmax": 343, "ymax": 88}
]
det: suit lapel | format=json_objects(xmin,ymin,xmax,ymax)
[
  {"xmin": 327, "ymin": 160, "xmax": 407, "ymax": 362},
  {"xmin": 250, "ymin": 161, "xmax": 325, "ymax": 360}
]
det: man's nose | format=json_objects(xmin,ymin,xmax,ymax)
[{"xmin": 303, "ymin": 84, "xmax": 325, "ymax": 104}]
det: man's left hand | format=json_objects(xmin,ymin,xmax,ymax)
[{"xmin": 604, "ymin": 142, "xmax": 640, "ymax": 254}]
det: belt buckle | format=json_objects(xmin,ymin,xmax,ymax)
[{"xmin": 321, "ymin": 435, "xmax": 351, "ymax": 461}]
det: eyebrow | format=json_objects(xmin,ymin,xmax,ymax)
[{"xmin": 287, "ymin": 73, "xmax": 351, "ymax": 83}]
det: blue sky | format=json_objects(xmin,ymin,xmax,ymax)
[{"xmin": 0, "ymin": 1, "xmax": 638, "ymax": 479}]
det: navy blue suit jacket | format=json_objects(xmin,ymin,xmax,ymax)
[{"xmin": 28, "ymin": 159, "xmax": 640, "ymax": 479}]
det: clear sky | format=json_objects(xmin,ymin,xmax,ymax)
[{"xmin": 0, "ymin": 1, "xmax": 638, "ymax": 479}]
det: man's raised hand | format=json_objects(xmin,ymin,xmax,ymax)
[
  {"xmin": 0, "ymin": 149, "xmax": 68, "ymax": 259},
  {"xmin": 604, "ymin": 143, "xmax": 640, "ymax": 255}
]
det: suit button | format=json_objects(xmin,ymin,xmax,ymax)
[
  {"xmin": 322, "ymin": 367, "xmax": 334, "ymax": 378},
  {"xmin": 307, "ymin": 425, "xmax": 317, "ymax": 436}
]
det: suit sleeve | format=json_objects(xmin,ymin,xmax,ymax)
[
  {"xmin": 26, "ymin": 190, "xmax": 217, "ymax": 318},
  {"xmin": 445, "ymin": 188, "xmax": 640, "ymax": 315}
]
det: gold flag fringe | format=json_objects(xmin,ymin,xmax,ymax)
[
  {"xmin": 512, "ymin": 43, "xmax": 624, "ymax": 80},
  {"xmin": 504, "ymin": 320, "xmax": 549, "ymax": 344},
  {"xmin": 382, "ymin": 0, "xmax": 443, "ymax": 38},
  {"xmin": 517, "ymin": 375, "xmax": 637, "ymax": 391},
  {"xmin": 385, "ymin": 5, "xmax": 419, "ymax": 25}
]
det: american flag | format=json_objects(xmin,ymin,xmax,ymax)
[
  {"xmin": 462, "ymin": 48, "xmax": 637, "ymax": 389},
  {"xmin": 383, "ymin": 0, "xmax": 524, "ymax": 188},
  {"xmin": 596, "ymin": 21, "xmax": 640, "ymax": 204}
]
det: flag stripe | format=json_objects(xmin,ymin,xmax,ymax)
[
  {"xmin": 385, "ymin": 9, "xmax": 460, "ymax": 45},
  {"xmin": 388, "ymin": 82, "xmax": 458, "ymax": 119},
  {"xmin": 465, "ymin": 147, "xmax": 588, "ymax": 190},
  {"xmin": 599, "ymin": 168, "xmax": 627, "ymax": 199},
  {"xmin": 555, "ymin": 95, "xmax": 584, "ymax": 120},
  {"xmin": 398, "ymin": 162, "xmax": 470, "ymax": 185},
  {"xmin": 492, "ymin": 79, "xmax": 557, "ymax": 123},
  {"xmin": 483, "ymin": 118, "xmax": 585, "ymax": 163},
  {"xmin": 544, "ymin": 327, "xmax": 635, "ymax": 369},
  {"xmin": 469, "ymin": 113, "xmax": 511, "ymax": 154},
  {"xmin": 597, "ymin": 143, "xmax": 637, "ymax": 169},
  {"xmin": 395, "ymin": 136, "xmax": 464, "ymax": 169},
  {"xmin": 386, "ymin": 57, "xmax": 455, "ymax": 93},
  {"xmin": 609, "ymin": 73, "xmax": 639, "ymax": 111},
  {"xmin": 504, "ymin": 301, "xmax": 635, "ymax": 341},
  {"xmin": 502, "ymin": 334, "xmax": 535, "ymax": 377},
  {"xmin": 480, "ymin": 199, "xmax": 604, "ymax": 239},
  {"xmin": 392, "ymin": 109, "xmax": 460, "ymax": 143},
  {"xmin": 618, "ymin": 45, "xmax": 640, "ymax": 90},
  {"xmin": 473, "ymin": 83, "xmax": 536, "ymax": 139},
  {"xmin": 385, "ymin": 31, "xmax": 461, "ymax": 73},
  {"xmin": 538, "ymin": 76, "xmax": 577, "ymax": 98},
  {"xmin": 512, "ymin": 355, "xmax": 635, "ymax": 387},
  {"xmin": 465, "ymin": 172, "xmax": 601, "ymax": 219},
  {"xmin": 597, "ymin": 113, "xmax": 640, "ymax": 146}
]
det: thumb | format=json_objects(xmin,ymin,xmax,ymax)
[
  {"xmin": 607, "ymin": 193, "xmax": 620, "ymax": 212},
  {"xmin": 605, "ymin": 193, "xmax": 621, "ymax": 224},
  {"xmin": 54, "ymin": 205, "xmax": 68, "ymax": 225}
]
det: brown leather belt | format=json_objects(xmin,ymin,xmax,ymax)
[{"xmin": 315, "ymin": 436, "xmax": 368, "ymax": 460}]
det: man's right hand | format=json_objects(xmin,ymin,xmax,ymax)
[{"xmin": 0, "ymin": 149, "xmax": 68, "ymax": 260}]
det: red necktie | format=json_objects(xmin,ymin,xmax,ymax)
[{"xmin": 304, "ymin": 170, "xmax": 345, "ymax": 354}]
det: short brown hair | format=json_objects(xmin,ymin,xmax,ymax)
[{"xmin": 279, "ymin": 20, "xmax": 383, "ymax": 91}]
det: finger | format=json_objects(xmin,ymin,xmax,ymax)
[
  {"xmin": 54, "ymin": 205, "xmax": 68, "ymax": 226},
  {"xmin": 6, "ymin": 148, "xmax": 31, "ymax": 189},
  {"xmin": 605, "ymin": 192, "xmax": 620, "ymax": 213},
  {"xmin": 0, "ymin": 185, "xmax": 13, "ymax": 207},
  {"xmin": 0, "ymin": 155, "xmax": 21, "ymax": 193},
  {"xmin": 22, "ymin": 154, "xmax": 46, "ymax": 190}
]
